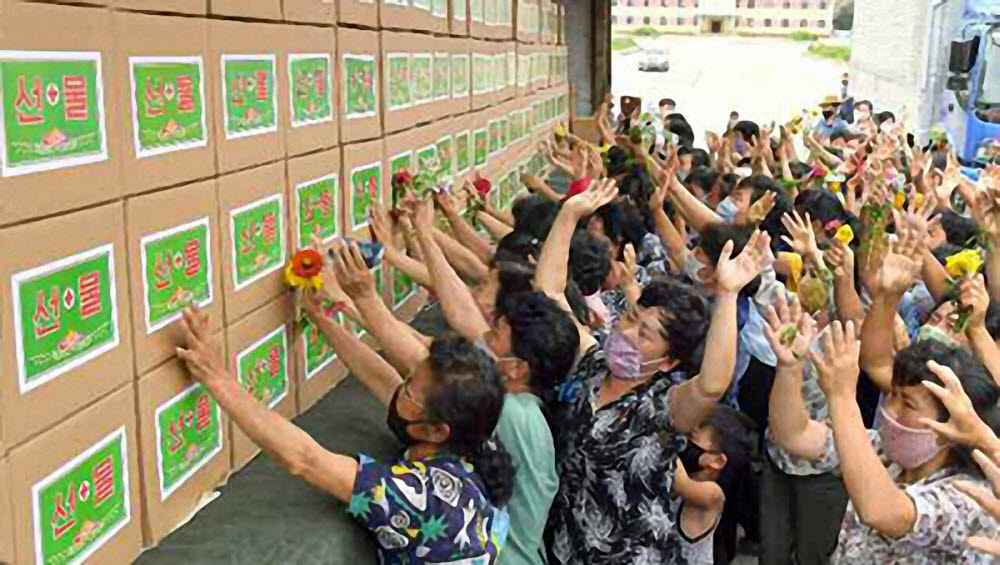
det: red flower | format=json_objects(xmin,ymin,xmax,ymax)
[
  {"xmin": 392, "ymin": 170, "xmax": 413, "ymax": 189},
  {"xmin": 473, "ymin": 178, "xmax": 492, "ymax": 198},
  {"xmin": 567, "ymin": 176, "xmax": 593, "ymax": 198},
  {"xmin": 290, "ymin": 249, "xmax": 324, "ymax": 278},
  {"xmin": 368, "ymin": 177, "xmax": 378, "ymax": 198}
]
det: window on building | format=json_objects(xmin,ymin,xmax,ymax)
[
  {"xmin": 678, "ymin": 0, "xmax": 685, "ymax": 6},
  {"xmin": 612, "ymin": 15, "xmax": 618, "ymax": 24},
  {"xmin": 782, "ymin": 19, "xmax": 789, "ymax": 27},
  {"xmin": 800, "ymin": 18, "xmax": 808, "ymax": 27},
  {"xmin": 783, "ymin": 1, "xmax": 791, "ymax": 7},
  {"xmin": 765, "ymin": 18, "xmax": 772, "ymax": 27},
  {"xmin": 801, "ymin": 0, "xmax": 809, "ymax": 7},
  {"xmin": 678, "ymin": 17, "xmax": 686, "ymax": 25},
  {"xmin": 644, "ymin": 16, "xmax": 651, "ymax": 24},
  {"xmin": 818, "ymin": 19, "xmax": 826, "ymax": 27},
  {"xmin": 747, "ymin": 0, "xmax": 755, "ymax": 7},
  {"xmin": 660, "ymin": 16, "xmax": 668, "ymax": 24},
  {"xmin": 661, "ymin": 0, "xmax": 668, "ymax": 6},
  {"xmin": 735, "ymin": 0, "xmax": 741, "ymax": 7},
  {"xmin": 820, "ymin": 1, "xmax": 827, "ymax": 8},
  {"xmin": 747, "ymin": 18, "xmax": 754, "ymax": 26},
  {"xmin": 643, "ymin": 0, "xmax": 649, "ymax": 6},
  {"xmin": 626, "ymin": 16, "xmax": 634, "ymax": 24}
]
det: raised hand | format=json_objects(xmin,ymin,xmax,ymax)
[
  {"xmin": 411, "ymin": 198, "xmax": 436, "ymax": 232},
  {"xmin": 959, "ymin": 273, "xmax": 990, "ymax": 330},
  {"xmin": 747, "ymin": 191, "xmax": 777, "ymax": 224},
  {"xmin": 810, "ymin": 320, "xmax": 861, "ymax": 400},
  {"xmin": 763, "ymin": 292, "xmax": 817, "ymax": 366},
  {"xmin": 936, "ymin": 151, "xmax": 963, "ymax": 203},
  {"xmin": 873, "ymin": 212, "xmax": 924, "ymax": 296},
  {"xmin": 920, "ymin": 361, "xmax": 999, "ymax": 448},
  {"xmin": 176, "ymin": 306, "xmax": 227, "ymax": 385},
  {"xmin": 780, "ymin": 211, "xmax": 821, "ymax": 263},
  {"xmin": 956, "ymin": 451, "xmax": 1000, "ymax": 555},
  {"xmin": 714, "ymin": 230, "xmax": 776, "ymax": 294},
  {"xmin": 330, "ymin": 241, "xmax": 377, "ymax": 301},
  {"xmin": 370, "ymin": 202, "xmax": 396, "ymax": 248},
  {"xmin": 562, "ymin": 177, "xmax": 619, "ymax": 219}
]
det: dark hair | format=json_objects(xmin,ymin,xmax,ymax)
[
  {"xmin": 570, "ymin": 230, "xmax": 612, "ymax": 295},
  {"xmin": 493, "ymin": 231, "xmax": 542, "ymax": 265},
  {"xmin": 638, "ymin": 278, "xmax": 711, "ymax": 370},
  {"xmin": 892, "ymin": 340, "xmax": 1000, "ymax": 475},
  {"xmin": 830, "ymin": 130, "xmax": 852, "ymax": 143},
  {"xmin": 605, "ymin": 146, "xmax": 631, "ymax": 177},
  {"xmin": 496, "ymin": 291, "xmax": 580, "ymax": 394},
  {"xmin": 687, "ymin": 148, "xmax": 711, "ymax": 169},
  {"xmin": 659, "ymin": 98, "xmax": 676, "ymax": 108},
  {"xmin": 564, "ymin": 278, "xmax": 591, "ymax": 327},
  {"xmin": 512, "ymin": 197, "xmax": 559, "ymax": 241},
  {"xmin": 699, "ymin": 223, "xmax": 763, "ymax": 296},
  {"xmin": 789, "ymin": 160, "xmax": 812, "ymax": 180},
  {"xmin": 685, "ymin": 167, "xmax": 720, "ymax": 196},
  {"xmin": 931, "ymin": 242, "xmax": 966, "ymax": 267},
  {"xmin": 856, "ymin": 100, "xmax": 873, "ymax": 112},
  {"xmin": 702, "ymin": 405, "xmax": 757, "ymax": 471},
  {"xmin": 875, "ymin": 111, "xmax": 896, "ymax": 126},
  {"xmin": 733, "ymin": 120, "xmax": 760, "ymax": 143},
  {"xmin": 594, "ymin": 199, "xmax": 648, "ymax": 255},
  {"xmin": 719, "ymin": 173, "xmax": 740, "ymax": 198},
  {"xmin": 492, "ymin": 261, "xmax": 536, "ymax": 315},
  {"xmin": 667, "ymin": 117, "xmax": 695, "ymax": 146},
  {"xmin": 426, "ymin": 336, "xmax": 515, "ymax": 505},
  {"xmin": 795, "ymin": 189, "xmax": 851, "ymax": 229},
  {"xmin": 987, "ymin": 301, "xmax": 1000, "ymax": 340},
  {"xmin": 938, "ymin": 209, "xmax": 979, "ymax": 247}
]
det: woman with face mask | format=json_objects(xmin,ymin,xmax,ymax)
[{"xmin": 767, "ymin": 312, "xmax": 1000, "ymax": 563}]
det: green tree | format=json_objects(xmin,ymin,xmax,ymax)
[{"xmin": 834, "ymin": 0, "xmax": 854, "ymax": 30}]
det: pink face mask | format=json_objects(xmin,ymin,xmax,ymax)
[
  {"xmin": 602, "ymin": 328, "xmax": 666, "ymax": 380},
  {"xmin": 877, "ymin": 406, "xmax": 949, "ymax": 470}
]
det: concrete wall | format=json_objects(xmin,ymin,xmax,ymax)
[{"xmin": 566, "ymin": 0, "xmax": 605, "ymax": 116}]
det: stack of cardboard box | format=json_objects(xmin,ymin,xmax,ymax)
[{"xmin": 0, "ymin": 0, "xmax": 569, "ymax": 562}]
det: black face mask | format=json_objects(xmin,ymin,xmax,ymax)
[
  {"xmin": 679, "ymin": 441, "xmax": 708, "ymax": 474},
  {"xmin": 387, "ymin": 385, "xmax": 424, "ymax": 446},
  {"xmin": 822, "ymin": 109, "xmax": 836, "ymax": 121}
]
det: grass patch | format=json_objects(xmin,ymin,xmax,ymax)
[
  {"xmin": 807, "ymin": 42, "xmax": 851, "ymax": 61},
  {"xmin": 790, "ymin": 31, "xmax": 819, "ymax": 42},
  {"xmin": 612, "ymin": 37, "xmax": 638, "ymax": 51},
  {"xmin": 629, "ymin": 26, "xmax": 663, "ymax": 37}
]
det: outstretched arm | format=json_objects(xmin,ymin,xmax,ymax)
[
  {"xmin": 433, "ymin": 228, "xmax": 490, "ymax": 282},
  {"xmin": 436, "ymin": 192, "xmax": 495, "ymax": 266},
  {"xmin": 178, "ymin": 307, "xmax": 358, "ymax": 502}
]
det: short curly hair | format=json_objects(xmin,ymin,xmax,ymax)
[
  {"xmin": 638, "ymin": 277, "xmax": 711, "ymax": 370},
  {"xmin": 495, "ymin": 291, "xmax": 580, "ymax": 394},
  {"xmin": 569, "ymin": 230, "xmax": 612, "ymax": 296}
]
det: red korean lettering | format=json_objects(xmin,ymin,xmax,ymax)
[
  {"xmin": 196, "ymin": 395, "xmax": 212, "ymax": 431},
  {"xmin": 313, "ymin": 69, "xmax": 326, "ymax": 97},
  {"xmin": 268, "ymin": 347, "xmax": 281, "ymax": 377},
  {"xmin": 14, "ymin": 75, "xmax": 43, "ymax": 125},
  {"xmin": 230, "ymin": 75, "xmax": 246, "ymax": 106},
  {"xmin": 261, "ymin": 213, "xmax": 276, "ymax": 245},
  {"xmin": 255, "ymin": 69, "xmax": 269, "ymax": 102},
  {"xmin": 63, "ymin": 75, "xmax": 88, "ymax": 121},
  {"xmin": 318, "ymin": 190, "xmax": 332, "ymax": 215},
  {"xmin": 144, "ymin": 75, "xmax": 165, "ymax": 118},
  {"xmin": 176, "ymin": 74, "xmax": 195, "ymax": 113},
  {"xmin": 154, "ymin": 252, "xmax": 171, "ymax": 291},
  {"xmin": 78, "ymin": 272, "xmax": 102, "ymax": 318},
  {"xmin": 92, "ymin": 456, "xmax": 115, "ymax": 506},
  {"xmin": 168, "ymin": 422, "xmax": 183, "ymax": 453},
  {"xmin": 32, "ymin": 287, "xmax": 61, "ymax": 339},
  {"xmin": 50, "ymin": 486, "xmax": 77, "ymax": 540},
  {"xmin": 183, "ymin": 239, "xmax": 201, "ymax": 278}
]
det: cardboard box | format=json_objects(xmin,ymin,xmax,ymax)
[
  {"xmin": 209, "ymin": 19, "xmax": 287, "ymax": 174},
  {"xmin": 294, "ymin": 317, "xmax": 348, "ymax": 414},
  {"xmin": 283, "ymin": 25, "xmax": 339, "ymax": 157},
  {"xmin": 226, "ymin": 296, "xmax": 297, "ymax": 470},
  {"xmin": 209, "ymin": 0, "xmax": 282, "ymax": 20},
  {"xmin": 9, "ymin": 385, "xmax": 142, "ymax": 565},
  {"xmin": 0, "ymin": 3, "xmax": 122, "ymax": 227},
  {"xmin": 0, "ymin": 203, "xmax": 133, "ymax": 449},
  {"xmin": 125, "ymin": 180, "xmax": 224, "ymax": 376},
  {"xmin": 381, "ymin": 31, "xmax": 437, "ymax": 135},
  {"xmin": 381, "ymin": 0, "xmax": 448, "ymax": 34},
  {"xmin": 341, "ymin": 139, "xmax": 385, "ymax": 239},
  {"xmin": 471, "ymin": 0, "xmax": 511, "ymax": 39},
  {"xmin": 136, "ymin": 353, "xmax": 228, "ymax": 546},
  {"xmin": 287, "ymin": 148, "xmax": 343, "ymax": 253},
  {"xmin": 114, "ymin": 13, "xmax": 215, "ymax": 195},
  {"xmin": 218, "ymin": 162, "xmax": 288, "ymax": 324},
  {"xmin": 283, "ymin": 0, "xmax": 336, "ymax": 23},
  {"xmin": 427, "ymin": 36, "xmax": 458, "ymax": 122},
  {"xmin": 0, "ymin": 457, "xmax": 13, "ymax": 565},
  {"xmin": 112, "ymin": 0, "xmax": 207, "ymax": 15},
  {"xmin": 515, "ymin": 0, "xmax": 538, "ymax": 43},
  {"xmin": 451, "ymin": 0, "xmax": 469, "ymax": 36},
  {"xmin": 339, "ymin": 0, "xmax": 378, "ymax": 28},
  {"xmin": 449, "ymin": 38, "xmax": 472, "ymax": 114},
  {"xmin": 338, "ymin": 27, "xmax": 382, "ymax": 143}
]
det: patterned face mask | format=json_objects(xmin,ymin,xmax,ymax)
[{"xmin": 877, "ymin": 406, "xmax": 949, "ymax": 470}]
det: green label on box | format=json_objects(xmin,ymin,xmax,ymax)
[
  {"xmin": 507, "ymin": 52, "xmax": 516, "ymax": 87},
  {"xmin": 451, "ymin": 55, "xmax": 469, "ymax": 99},
  {"xmin": 436, "ymin": 136, "xmax": 453, "ymax": 180},
  {"xmin": 456, "ymin": 131, "xmax": 471, "ymax": 173},
  {"xmin": 387, "ymin": 53, "xmax": 411, "ymax": 110},
  {"xmin": 221, "ymin": 55, "xmax": 277, "ymax": 139},
  {"xmin": 417, "ymin": 144, "xmax": 439, "ymax": 175},
  {"xmin": 0, "ymin": 51, "xmax": 107, "ymax": 177},
  {"xmin": 13, "ymin": 245, "xmax": 119, "ymax": 393},
  {"xmin": 129, "ymin": 57, "xmax": 206, "ymax": 159},
  {"xmin": 488, "ymin": 120, "xmax": 501, "ymax": 155},
  {"xmin": 413, "ymin": 0, "xmax": 431, "ymax": 9},
  {"xmin": 296, "ymin": 174, "xmax": 338, "ymax": 248},
  {"xmin": 493, "ymin": 55, "xmax": 505, "ymax": 91},
  {"xmin": 394, "ymin": 269, "xmax": 417, "ymax": 307},
  {"xmin": 473, "ymin": 55, "xmax": 489, "ymax": 94},
  {"xmin": 237, "ymin": 326, "xmax": 289, "ymax": 409},
  {"xmin": 288, "ymin": 54, "xmax": 333, "ymax": 127},
  {"xmin": 500, "ymin": 118, "xmax": 509, "ymax": 149},
  {"xmin": 389, "ymin": 151, "xmax": 413, "ymax": 207},
  {"xmin": 484, "ymin": 0, "xmax": 496, "ymax": 25},
  {"xmin": 410, "ymin": 54, "xmax": 433, "ymax": 105},
  {"xmin": 302, "ymin": 307, "xmax": 343, "ymax": 380},
  {"xmin": 470, "ymin": 0, "xmax": 484, "ymax": 22},
  {"xmin": 474, "ymin": 128, "xmax": 487, "ymax": 166},
  {"xmin": 230, "ymin": 194, "xmax": 285, "ymax": 291},
  {"xmin": 155, "ymin": 383, "xmax": 222, "ymax": 500},
  {"xmin": 454, "ymin": 0, "xmax": 467, "ymax": 19},
  {"xmin": 33, "ymin": 428, "xmax": 130, "ymax": 565},
  {"xmin": 343, "ymin": 54, "xmax": 377, "ymax": 119},
  {"xmin": 431, "ymin": 0, "xmax": 448, "ymax": 17},
  {"xmin": 141, "ymin": 218, "xmax": 213, "ymax": 335},
  {"xmin": 433, "ymin": 53, "xmax": 451, "ymax": 101},
  {"xmin": 351, "ymin": 162, "xmax": 382, "ymax": 230}
]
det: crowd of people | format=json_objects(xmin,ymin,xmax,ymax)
[{"xmin": 173, "ymin": 90, "xmax": 1000, "ymax": 564}]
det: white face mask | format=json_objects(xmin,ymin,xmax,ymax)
[
  {"xmin": 716, "ymin": 197, "xmax": 740, "ymax": 222},
  {"xmin": 683, "ymin": 251, "xmax": 710, "ymax": 284}
]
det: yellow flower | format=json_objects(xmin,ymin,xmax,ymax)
[
  {"xmin": 284, "ymin": 249, "xmax": 324, "ymax": 291},
  {"xmin": 893, "ymin": 192, "xmax": 906, "ymax": 210},
  {"xmin": 554, "ymin": 124, "xmax": 568, "ymax": 138},
  {"xmin": 835, "ymin": 224, "xmax": 854, "ymax": 245},
  {"xmin": 829, "ymin": 181, "xmax": 842, "ymax": 194},
  {"xmin": 779, "ymin": 252, "xmax": 803, "ymax": 292},
  {"xmin": 945, "ymin": 249, "xmax": 983, "ymax": 278},
  {"xmin": 914, "ymin": 193, "xmax": 925, "ymax": 210}
]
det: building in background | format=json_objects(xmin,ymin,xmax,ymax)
[{"xmin": 611, "ymin": 0, "xmax": 836, "ymax": 36}]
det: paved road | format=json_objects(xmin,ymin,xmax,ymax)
[{"xmin": 613, "ymin": 35, "xmax": 848, "ymax": 145}]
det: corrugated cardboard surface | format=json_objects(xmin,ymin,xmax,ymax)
[
  {"xmin": 283, "ymin": 0, "xmax": 336, "ymax": 24},
  {"xmin": 209, "ymin": 0, "xmax": 282, "ymax": 20},
  {"xmin": 337, "ymin": 27, "xmax": 383, "ymax": 143},
  {"xmin": 209, "ymin": 19, "xmax": 288, "ymax": 174},
  {"xmin": 381, "ymin": 0, "xmax": 447, "ymax": 33},
  {"xmin": 225, "ymin": 296, "xmax": 297, "ymax": 470},
  {"xmin": 283, "ymin": 25, "xmax": 339, "ymax": 157},
  {"xmin": 9, "ymin": 385, "xmax": 142, "ymax": 565},
  {"xmin": 338, "ymin": 0, "xmax": 379, "ymax": 28},
  {"xmin": 0, "ymin": 3, "xmax": 122, "ymax": 226},
  {"xmin": 218, "ymin": 162, "xmax": 288, "ymax": 324},
  {"xmin": 451, "ymin": 0, "xmax": 469, "ymax": 36},
  {"xmin": 113, "ymin": 0, "xmax": 207, "ymax": 15},
  {"xmin": 341, "ymin": 138, "xmax": 386, "ymax": 238},
  {"xmin": 0, "ymin": 456, "xmax": 12, "ymax": 565},
  {"xmin": 0, "ymin": 202, "xmax": 133, "ymax": 448},
  {"xmin": 125, "ymin": 179, "xmax": 224, "ymax": 376},
  {"xmin": 286, "ymin": 148, "xmax": 343, "ymax": 251},
  {"xmin": 294, "ymin": 326, "xmax": 348, "ymax": 414},
  {"xmin": 136, "ymin": 352, "xmax": 229, "ymax": 546},
  {"xmin": 115, "ymin": 12, "xmax": 216, "ymax": 195}
]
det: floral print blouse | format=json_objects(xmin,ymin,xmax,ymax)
[
  {"xmin": 545, "ymin": 346, "xmax": 687, "ymax": 564},
  {"xmin": 349, "ymin": 453, "xmax": 510, "ymax": 564}
]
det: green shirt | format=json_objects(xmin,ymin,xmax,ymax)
[{"xmin": 495, "ymin": 393, "xmax": 559, "ymax": 565}]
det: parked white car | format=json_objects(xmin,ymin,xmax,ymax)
[{"xmin": 638, "ymin": 48, "xmax": 670, "ymax": 72}]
